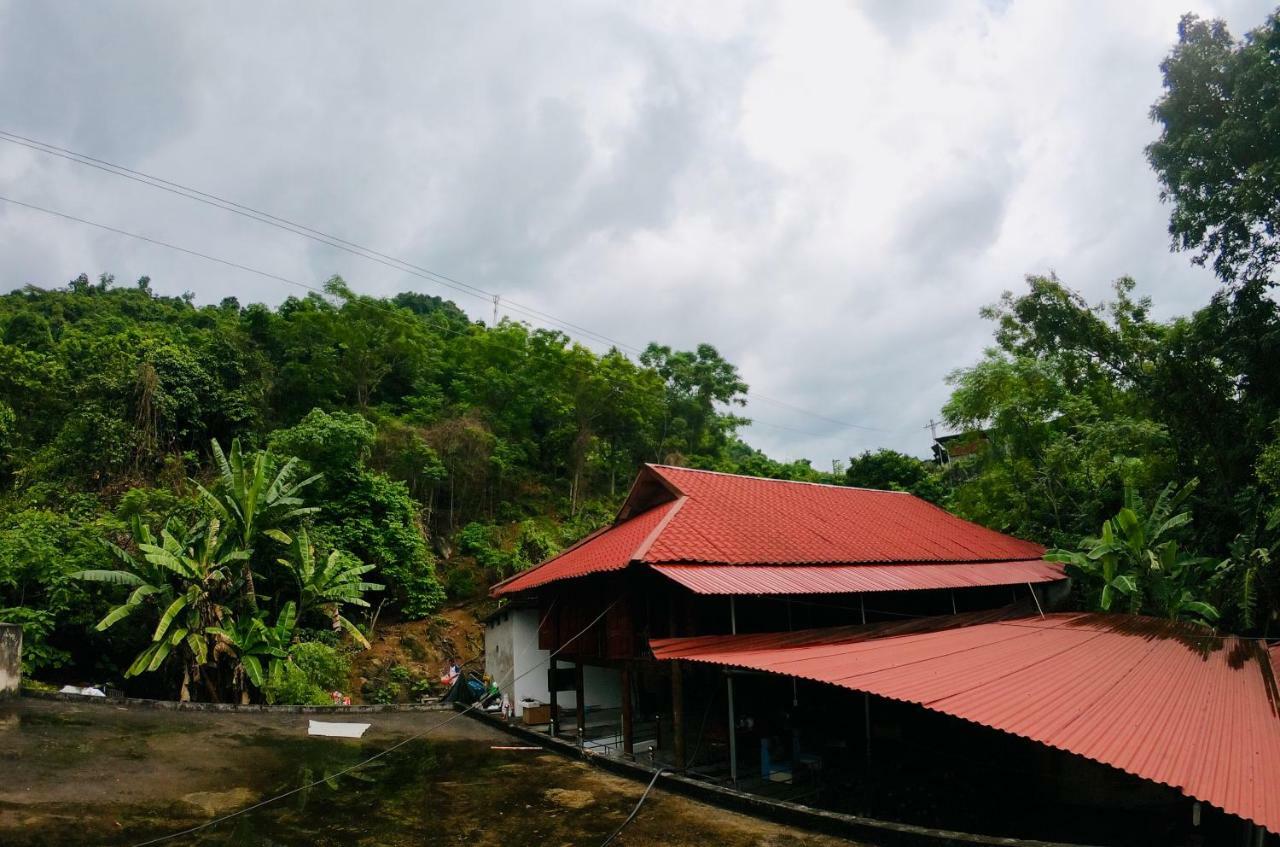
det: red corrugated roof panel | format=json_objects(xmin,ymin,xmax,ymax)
[
  {"xmin": 493, "ymin": 465, "xmax": 1053, "ymax": 596},
  {"xmin": 651, "ymin": 559, "xmax": 1065, "ymax": 594},
  {"xmin": 651, "ymin": 613, "xmax": 1280, "ymax": 833}
]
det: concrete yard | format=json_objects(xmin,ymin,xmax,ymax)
[{"xmin": 0, "ymin": 697, "xmax": 861, "ymax": 846}]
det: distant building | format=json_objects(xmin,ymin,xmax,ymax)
[{"xmin": 931, "ymin": 430, "xmax": 989, "ymax": 465}]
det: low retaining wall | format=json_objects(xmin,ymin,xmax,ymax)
[
  {"xmin": 0, "ymin": 624, "xmax": 19, "ymax": 696},
  {"xmin": 21, "ymin": 689, "xmax": 452, "ymax": 714},
  {"xmin": 466, "ymin": 709, "xmax": 1099, "ymax": 847}
]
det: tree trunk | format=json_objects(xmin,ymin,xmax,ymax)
[
  {"xmin": 243, "ymin": 565, "xmax": 259, "ymax": 612},
  {"xmin": 179, "ymin": 666, "xmax": 191, "ymax": 703}
]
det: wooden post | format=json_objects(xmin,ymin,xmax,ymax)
[
  {"xmin": 622, "ymin": 661, "xmax": 635, "ymax": 758},
  {"xmin": 575, "ymin": 661, "xmax": 586, "ymax": 747},
  {"xmin": 728, "ymin": 596, "xmax": 738, "ymax": 784},
  {"xmin": 861, "ymin": 595, "xmax": 871, "ymax": 765},
  {"xmin": 727, "ymin": 672, "xmax": 738, "ymax": 785},
  {"xmin": 671, "ymin": 659, "xmax": 685, "ymax": 768},
  {"xmin": 548, "ymin": 656, "xmax": 558, "ymax": 738}
]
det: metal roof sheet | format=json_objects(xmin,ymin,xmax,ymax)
[
  {"xmin": 493, "ymin": 465, "xmax": 1053, "ymax": 596},
  {"xmin": 651, "ymin": 613, "xmax": 1280, "ymax": 834},
  {"xmin": 650, "ymin": 559, "xmax": 1066, "ymax": 594}
]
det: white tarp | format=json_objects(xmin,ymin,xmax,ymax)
[
  {"xmin": 58, "ymin": 685, "xmax": 105, "ymax": 697},
  {"xmin": 307, "ymin": 720, "xmax": 370, "ymax": 738}
]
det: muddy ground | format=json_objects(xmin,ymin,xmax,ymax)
[{"xmin": 0, "ymin": 698, "xmax": 860, "ymax": 846}]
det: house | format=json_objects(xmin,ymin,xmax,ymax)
[
  {"xmin": 485, "ymin": 465, "xmax": 1279, "ymax": 844},
  {"xmin": 488, "ymin": 464, "xmax": 1064, "ymax": 761}
]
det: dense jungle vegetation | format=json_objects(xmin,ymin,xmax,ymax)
[{"xmin": 1, "ymin": 8, "xmax": 1278, "ymax": 701}]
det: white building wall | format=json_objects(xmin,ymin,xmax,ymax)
[
  {"xmin": 484, "ymin": 607, "xmax": 622, "ymax": 711},
  {"xmin": 484, "ymin": 607, "xmax": 551, "ymax": 707}
]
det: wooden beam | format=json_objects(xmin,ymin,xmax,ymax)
[
  {"xmin": 621, "ymin": 661, "xmax": 634, "ymax": 758},
  {"xmin": 575, "ymin": 660, "xmax": 586, "ymax": 747},
  {"xmin": 671, "ymin": 659, "xmax": 685, "ymax": 768},
  {"xmin": 548, "ymin": 656, "xmax": 558, "ymax": 738}
]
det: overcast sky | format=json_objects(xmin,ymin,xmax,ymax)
[{"xmin": 0, "ymin": 1, "xmax": 1273, "ymax": 467}]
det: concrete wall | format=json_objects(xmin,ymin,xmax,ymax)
[
  {"xmin": 0, "ymin": 624, "xmax": 21, "ymax": 696},
  {"xmin": 484, "ymin": 607, "xmax": 551, "ymax": 706},
  {"xmin": 483, "ymin": 608, "xmax": 621, "ymax": 710}
]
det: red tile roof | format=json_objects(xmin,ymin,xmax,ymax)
[
  {"xmin": 651, "ymin": 613, "xmax": 1280, "ymax": 834},
  {"xmin": 491, "ymin": 498, "xmax": 680, "ymax": 596},
  {"xmin": 493, "ymin": 465, "xmax": 1052, "ymax": 596}
]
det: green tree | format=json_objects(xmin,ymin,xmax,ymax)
[
  {"xmin": 207, "ymin": 602, "xmax": 295, "ymax": 704},
  {"xmin": 77, "ymin": 517, "xmax": 244, "ymax": 701},
  {"xmin": 280, "ymin": 529, "xmax": 381, "ymax": 647},
  {"xmin": 1147, "ymin": 10, "xmax": 1280, "ymax": 285},
  {"xmin": 640, "ymin": 343, "xmax": 748, "ymax": 462},
  {"xmin": 845, "ymin": 449, "xmax": 944, "ymax": 503},
  {"xmin": 196, "ymin": 438, "xmax": 320, "ymax": 609},
  {"xmin": 1046, "ymin": 481, "xmax": 1219, "ymax": 626}
]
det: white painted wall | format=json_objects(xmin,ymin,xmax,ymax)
[
  {"xmin": 483, "ymin": 607, "xmax": 622, "ymax": 711},
  {"xmin": 484, "ymin": 607, "xmax": 550, "ymax": 706}
]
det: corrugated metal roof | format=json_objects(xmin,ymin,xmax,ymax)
[
  {"xmin": 494, "ymin": 465, "xmax": 1054, "ymax": 596},
  {"xmin": 651, "ymin": 613, "xmax": 1280, "ymax": 833},
  {"xmin": 651, "ymin": 559, "xmax": 1065, "ymax": 594}
]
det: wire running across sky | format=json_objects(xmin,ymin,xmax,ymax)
[
  {"xmin": 0, "ymin": 192, "xmax": 847, "ymax": 443},
  {"xmin": 0, "ymin": 128, "xmax": 897, "ymax": 437}
]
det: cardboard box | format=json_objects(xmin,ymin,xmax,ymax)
[{"xmin": 522, "ymin": 703, "xmax": 559, "ymax": 726}]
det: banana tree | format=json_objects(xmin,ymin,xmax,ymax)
[
  {"xmin": 76, "ymin": 517, "xmax": 243, "ymax": 701},
  {"xmin": 208, "ymin": 602, "xmax": 296, "ymax": 704},
  {"xmin": 1047, "ymin": 479, "xmax": 1219, "ymax": 626},
  {"xmin": 281, "ymin": 528, "xmax": 382, "ymax": 648},
  {"xmin": 195, "ymin": 438, "xmax": 320, "ymax": 609}
]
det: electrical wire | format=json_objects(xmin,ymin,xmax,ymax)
[
  {"xmin": 0, "ymin": 192, "xmax": 874, "ymax": 446},
  {"xmin": 598, "ymin": 766, "xmax": 669, "ymax": 847},
  {"xmin": 0, "ymin": 128, "xmax": 896, "ymax": 435},
  {"xmin": 124, "ymin": 598, "xmax": 616, "ymax": 847}
]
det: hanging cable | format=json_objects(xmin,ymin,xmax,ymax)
[
  {"xmin": 126, "ymin": 598, "xmax": 616, "ymax": 847},
  {"xmin": 598, "ymin": 766, "xmax": 669, "ymax": 847},
  {"xmin": 0, "ymin": 128, "xmax": 899, "ymax": 435}
]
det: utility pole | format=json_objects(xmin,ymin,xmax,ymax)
[{"xmin": 492, "ymin": 294, "xmax": 500, "ymax": 325}]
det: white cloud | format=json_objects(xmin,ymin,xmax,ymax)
[{"xmin": 0, "ymin": 0, "xmax": 1272, "ymax": 466}]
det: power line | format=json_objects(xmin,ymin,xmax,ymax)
[
  {"xmin": 0, "ymin": 193, "xmax": 842, "ymax": 445},
  {"xmin": 0, "ymin": 129, "xmax": 635, "ymax": 352},
  {"xmin": 0, "ymin": 128, "xmax": 895, "ymax": 436}
]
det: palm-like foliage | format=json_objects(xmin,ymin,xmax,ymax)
[
  {"xmin": 281, "ymin": 528, "xmax": 382, "ymax": 647},
  {"xmin": 195, "ymin": 438, "xmax": 321, "ymax": 606},
  {"xmin": 1047, "ymin": 480, "xmax": 1220, "ymax": 625},
  {"xmin": 76, "ymin": 518, "xmax": 242, "ymax": 700},
  {"xmin": 208, "ymin": 602, "xmax": 295, "ymax": 702}
]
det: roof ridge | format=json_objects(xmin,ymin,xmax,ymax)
[
  {"xmin": 647, "ymin": 463, "xmax": 912, "ymax": 494},
  {"xmin": 631, "ymin": 496, "xmax": 686, "ymax": 562}
]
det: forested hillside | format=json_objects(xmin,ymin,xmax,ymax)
[{"xmin": 0, "ymin": 273, "xmax": 832, "ymax": 692}]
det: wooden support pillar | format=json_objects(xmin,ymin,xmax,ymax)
[
  {"xmin": 621, "ymin": 661, "xmax": 635, "ymax": 758},
  {"xmin": 861, "ymin": 594, "xmax": 871, "ymax": 766},
  {"xmin": 548, "ymin": 656, "xmax": 558, "ymax": 737},
  {"xmin": 575, "ymin": 661, "xmax": 586, "ymax": 747},
  {"xmin": 727, "ymin": 672, "xmax": 738, "ymax": 785},
  {"xmin": 671, "ymin": 659, "xmax": 685, "ymax": 768}
]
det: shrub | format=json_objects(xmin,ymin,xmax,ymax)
[
  {"xmin": 264, "ymin": 661, "xmax": 330, "ymax": 706},
  {"xmin": 290, "ymin": 641, "xmax": 349, "ymax": 692}
]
